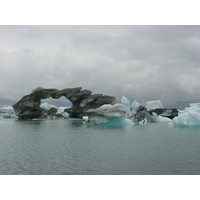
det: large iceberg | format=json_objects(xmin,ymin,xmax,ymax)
[
  {"xmin": 85, "ymin": 103, "xmax": 134, "ymax": 126},
  {"xmin": 169, "ymin": 103, "xmax": 200, "ymax": 127},
  {"xmin": 13, "ymin": 87, "xmax": 116, "ymax": 119}
]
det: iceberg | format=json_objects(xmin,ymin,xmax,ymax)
[
  {"xmin": 130, "ymin": 105, "xmax": 154, "ymax": 124},
  {"xmin": 129, "ymin": 100, "xmax": 142, "ymax": 118},
  {"xmin": 169, "ymin": 103, "xmax": 200, "ymax": 127},
  {"xmin": 0, "ymin": 105, "xmax": 15, "ymax": 114},
  {"xmin": 88, "ymin": 103, "xmax": 127, "ymax": 118},
  {"xmin": 145, "ymin": 100, "xmax": 164, "ymax": 111},
  {"xmin": 121, "ymin": 96, "xmax": 131, "ymax": 114},
  {"xmin": 13, "ymin": 87, "xmax": 116, "ymax": 119},
  {"xmin": 144, "ymin": 112, "xmax": 171, "ymax": 123},
  {"xmin": 85, "ymin": 103, "xmax": 134, "ymax": 126}
]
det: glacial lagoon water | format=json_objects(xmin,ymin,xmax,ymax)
[{"xmin": 1, "ymin": 116, "xmax": 200, "ymax": 175}]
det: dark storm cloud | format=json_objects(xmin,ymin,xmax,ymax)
[{"xmin": 0, "ymin": 25, "xmax": 200, "ymax": 107}]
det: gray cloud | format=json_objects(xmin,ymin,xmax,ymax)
[{"xmin": 0, "ymin": 25, "xmax": 200, "ymax": 108}]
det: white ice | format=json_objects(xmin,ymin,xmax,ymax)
[
  {"xmin": 141, "ymin": 112, "xmax": 171, "ymax": 124},
  {"xmin": 121, "ymin": 96, "xmax": 131, "ymax": 114},
  {"xmin": 88, "ymin": 103, "xmax": 127, "ymax": 118},
  {"xmin": 40, "ymin": 102, "xmax": 58, "ymax": 110},
  {"xmin": 169, "ymin": 103, "xmax": 200, "ymax": 127},
  {"xmin": 129, "ymin": 100, "xmax": 142, "ymax": 118},
  {"xmin": 40, "ymin": 102, "xmax": 70, "ymax": 118},
  {"xmin": 0, "ymin": 105, "xmax": 14, "ymax": 114},
  {"xmin": 56, "ymin": 106, "xmax": 70, "ymax": 118},
  {"xmin": 86, "ymin": 103, "xmax": 134, "ymax": 126},
  {"xmin": 145, "ymin": 100, "xmax": 163, "ymax": 110}
]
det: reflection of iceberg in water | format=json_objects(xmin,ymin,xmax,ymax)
[
  {"xmin": 85, "ymin": 104, "xmax": 134, "ymax": 126},
  {"xmin": 169, "ymin": 103, "xmax": 200, "ymax": 127}
]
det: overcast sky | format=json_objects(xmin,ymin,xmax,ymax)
[{"xmin": 0, "ymin": 25, "xmax": 200, "ymax": 108}]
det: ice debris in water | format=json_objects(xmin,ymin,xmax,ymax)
[{"xmin": 169, "ymin": 103, "xmax": 200, "ymax": 127}]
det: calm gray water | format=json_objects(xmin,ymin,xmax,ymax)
[{"xmin": 0, "ymin": 117, "xmax": 200, "ymax": 175}]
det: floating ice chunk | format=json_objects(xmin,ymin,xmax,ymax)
[
  {"xmin": 169, "ymin": 103, "xmax": 200, "ymax": 127},
  {"xmin": 0, "ymin": 105, "xmax": 14, "ymax": 114},
  {"xmin": 40, "ymin": 103, "xmax": 58, "ymax": 110},
  {"xmin": 157, "ymin": 116, "xmax": 172, "ymax": 122},
  {"xmin": 145, "ymin": 100, "xmax": 163, "ymax": 111},
  {"xmin": 129, "ymin": 100, "xmax": 142, "ymax": 118},
  {"xmin": 86, "ymin": 103, "xmax": 134, "ymax": 126},
  {"xmin": 89, "ymin": 103, "xmax": 126, "ymax": 118},
  {"xmin": 169, "ymin": 110, "xmax": 200, "ymax": 127},
  {"xmin": 121, "ymin": 96, "xmax": 131, "ymax": 114},
  {"xmin": 82, "ymin": 116, "xmax": 89, "ymax": 121}
]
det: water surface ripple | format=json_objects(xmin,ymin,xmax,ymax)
[{"xmin": 1, "ymin": 117, "xmax": 200, "ymax": 175}]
